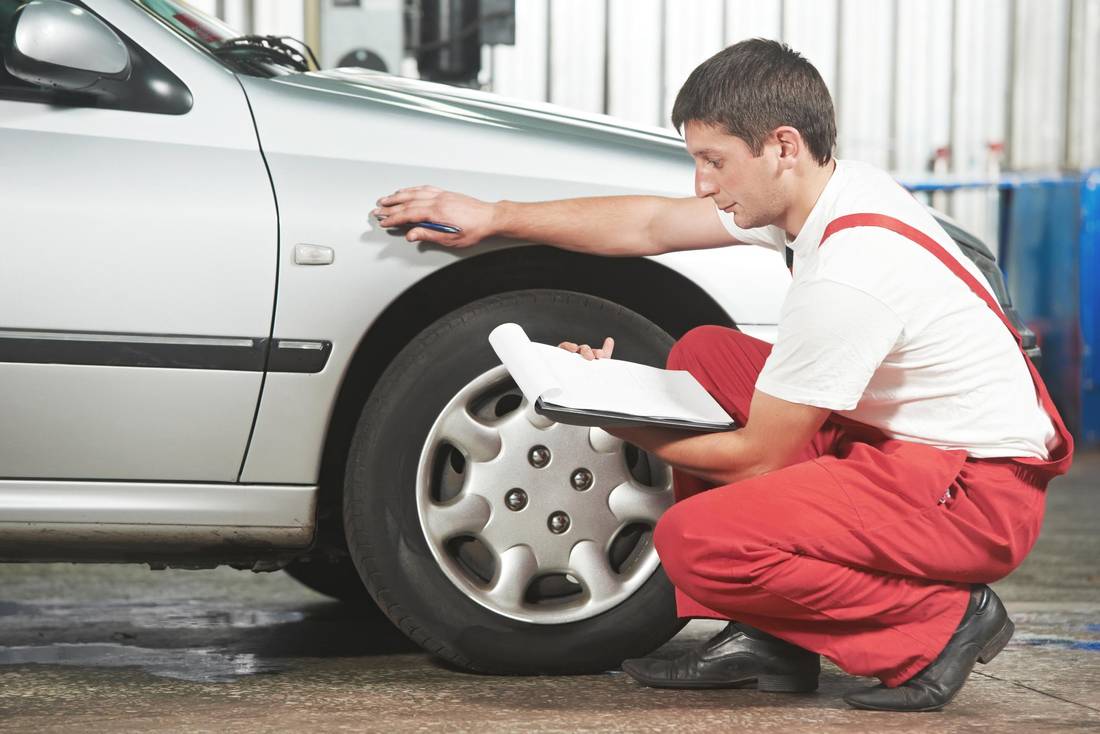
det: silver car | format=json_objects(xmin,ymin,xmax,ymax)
[{"xmin": 0, "ymin": 0, "xmax": 1033, "ymax": 674}]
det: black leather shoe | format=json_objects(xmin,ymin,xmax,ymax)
[
  {"xmin": 621, "ymin": 622, "xmax": 820, "ymax": 692},
  {"xmin": 844, "ymin": 585, "xmax": 1015, "ymax": 712}
]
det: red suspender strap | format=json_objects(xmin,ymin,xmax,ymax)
[{"xmin": 819, "ymin": 213, "xmax": 1073, "ymax": 476}]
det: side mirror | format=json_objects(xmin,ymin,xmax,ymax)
[{"xmin": 5, "ymin": 0, "xmax": 132, "ymax": 92}]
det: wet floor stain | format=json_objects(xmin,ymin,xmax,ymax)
[
  {"xmin": 136, "ymin": 607, "xmax": 307, "ymax": 630},
  {"xmin": 1013, "ymin": 634, "xmax": 1100, "ymax": 652},
  {"xmin": 0, "ymin": 593, "xmax": 418, "ymax": 687},
  {"xmin": 0, "ymin": 601, "xmax": 27, "ymax": 616},
  {"xmin": 0, "ymin": 643, "xmax": 285, "ymax": 682},
  {"xmin": 1, "ymin": 600, "xmax": 306, "ymax": 630}
]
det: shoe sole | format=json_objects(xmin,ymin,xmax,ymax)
[
  {"xmin": 977, "ymin": 617, "xmax": 1015, "ymax": 665},
  {"xmin": 626, "ymin": 677, "xmax": 758, "ymax": 690},
  {"xmin": 622, "ymin": 667, "xmax": 819, "ymax": 693}
]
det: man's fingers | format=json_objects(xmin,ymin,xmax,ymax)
[
  {"xmin": 376, "ymin": 188, "xmax": 442, "ymax": 206},
  {"xmin": 583, "ymin": 338, "xmax": 614, "ymax": 359},
  {"xmin": 388, "ymin": 185, "xmax": 432, "ymax": 196},
  {"xmin": 373, "ymin": 201, "xmax": 423, "ymax": 218},
  {"xmin": 558, "ymin": 340, "xmax": 614, "ymax": 359},
  {"xmin": 406, "ymin": 227, "xmax": 453, "ymax": 243},
  {"xmin": 377, "ymin": 203, "xmax": 434, "ymax": 228},
  {"xmin": 406, "ymin": 227, "xmax": 461, "ymax": 244},
  {"xmin": 376, "ymin": 192, "xmax": 415, "ymax": 206}
]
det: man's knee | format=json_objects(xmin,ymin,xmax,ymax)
[
  {"xmin": 655, "ymin": 491, "xmax": 778, "ymax": 591},
  {"xmin": 653, "ymin": 502, "xmax": 697, "ymax": 589},
  {"xmin": 666, "ymin": 324, "xmax": 740, "ymax": 370},
  {"xmin": 655, "ymin": 498, "xmax": 747, "ymax": 586}
]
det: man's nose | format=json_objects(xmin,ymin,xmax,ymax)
[{"xmin": 695, "ymin": 172, "xmax": 716, "ymax": 198}]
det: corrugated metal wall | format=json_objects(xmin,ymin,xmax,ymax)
[
  {"xmin": 199, "ymin": 0, "xmax": 1100, "ymax": 176},
  {"xmin": 1067, "ymin": 0, "xmax": 1100, "ymax": 168},
  {"xmin": 481, "ymin": 0, "xmax": 1100, "ymax": 175}
]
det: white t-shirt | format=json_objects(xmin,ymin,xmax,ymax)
[{"xmin": 718, "ymin": 159, "xmax": 1056, "ymax": 459}]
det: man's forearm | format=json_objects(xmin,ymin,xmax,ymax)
[
  {"xmin": 607, "ymin": 425, "xmax": 772, "ymax": 486},
  {"xmin": 492, "ymin": 196, "xmax": 668, "ymax": 257}
]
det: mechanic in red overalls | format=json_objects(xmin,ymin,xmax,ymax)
[{"xmin": 372, "ymin": 39, "xmax": 1074, "ymax": 712}]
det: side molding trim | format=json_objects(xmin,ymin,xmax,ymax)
[{"xmin": 0, "ymin": 329, "xmax": 331, "ymax": 373}]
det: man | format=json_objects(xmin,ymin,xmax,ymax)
[{"xmin": 370, "ymin": 39, "xmax": 1073, "ymax": 712}]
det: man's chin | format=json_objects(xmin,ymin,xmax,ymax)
[{"xmin": 730, "ymin": 210, "xmax": 761, "ymax": 229}]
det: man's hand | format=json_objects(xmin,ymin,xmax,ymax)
[
  {"xmin": 372, "ymin": 186, "xmax": 496, "ymax": 247},
  {"xmin": 557, "ymin": 337, "xmax": 614, "ymax": 360}
]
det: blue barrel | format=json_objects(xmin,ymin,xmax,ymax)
[
  {"xmin": 1080, "ymin": 170, "xmax": 1100, "ymax": 445},
  {"xmin": 1000, "ymin": 176, "xmax": 1083, "ymax": 438}
]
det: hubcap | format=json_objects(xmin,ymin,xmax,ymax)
[{"xmin": 416, "ymin": 366, "xmax": 673, "ymax": 624}]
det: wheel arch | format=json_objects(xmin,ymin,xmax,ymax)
[{"xmin": 308, "ymin": 245, "xmax": 736, "ymax": 553}]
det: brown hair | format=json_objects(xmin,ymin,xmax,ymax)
[{"xmin": 671, "ymin": 39, "xmax": 836, "ymax": 165}]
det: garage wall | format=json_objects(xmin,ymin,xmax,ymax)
[
  {"xmin": 482, "ymin": 0, "xmax": 1100, "ymax": 176},
  {"xmin": 197, "ymin": 0, "xmax": 1100, "ymax": 175},
  {"xmin": 1067, "ymin": 0, "xmax": 1100, "ymax": 169}
]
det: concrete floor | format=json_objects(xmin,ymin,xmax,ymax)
[{"xmin": 0, "ymin": 453, "xmax": 1097, "ymax": 733}]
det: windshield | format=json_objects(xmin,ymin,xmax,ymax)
[
  {"xmin": 135, "ymin": 0, "xmax": 236, "ymax": 46},
  {"xmin": 133, "ymin": 0, "xmax": 313, "ymax": 76}
]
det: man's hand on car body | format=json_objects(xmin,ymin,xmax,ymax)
[
  {"xmin": 373, "ymin": 186, "xmax": 739, "ymax": 257},
  {"xmin": 373, "ymin": 186, "xmax": 495, "ymax": 247}
]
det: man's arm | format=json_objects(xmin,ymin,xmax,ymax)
[
  {"xmin": 371, "ymin": 186, "xmax": 736, "ymax": 256},
  {"xmin": 607, "ymin": 390, "xmax": 830, "ymax": 485}
]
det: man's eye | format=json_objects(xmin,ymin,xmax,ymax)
[{"xmin": 707, "ymin": 159, "xmax": 721, "ymax": 168}]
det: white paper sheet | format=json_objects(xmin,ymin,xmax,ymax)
[
  {"xmin": 488, "ymin": 322, "xmax": 562, "ymax": 401},
  {"xmin": 489, "ymin": 323, "xmax": 733, "ymax": 425}
]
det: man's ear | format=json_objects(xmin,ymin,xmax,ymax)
[{"xmin": 772, "ymin": 126, "xmax": 801, "ymax": 171}]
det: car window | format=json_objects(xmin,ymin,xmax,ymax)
[
  {"xmin": 134, "ymin": 0, "xmax": 313, "ymax": 77},
  {"xmin": 135, "ymin": 0, "xmax": 235, "ymax": 47}
]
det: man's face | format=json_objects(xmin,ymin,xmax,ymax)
[{"xmin": 684, "ymin": 120, "xmax": 786, "ymax": 230}]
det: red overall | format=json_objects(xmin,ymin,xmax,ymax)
[{"xmin": 655, "ymin": 214, "xmax": 1075, "ymax": 686}]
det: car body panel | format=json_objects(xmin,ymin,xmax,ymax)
[
  {"xmin": 0, "ymin": 0, "xmax": 277, "ymax": 481},
  {"xmin": 0, "ymin": 479, "xmax": 314, "ymax": 562},
  {"xmin": 0, "ymin": 363, "xmax": 262, "ymax": 480}
]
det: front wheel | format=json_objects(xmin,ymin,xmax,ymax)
[{"xmin": 343, "ymin": 290, "xmax": 685, "ymax": 674}]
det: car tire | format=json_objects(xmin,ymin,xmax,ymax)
[{"xmin": 343, "ymin": 289, "xmax": 686, "ymax": 674}]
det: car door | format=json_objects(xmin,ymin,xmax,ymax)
[{"xmin": 0, "ymin": 0, "xmax": 276, "ymax": 481}]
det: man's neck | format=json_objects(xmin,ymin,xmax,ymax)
[{"xmin": 780, "ymin": 158, "xmax": 838, "ymax": 240}]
